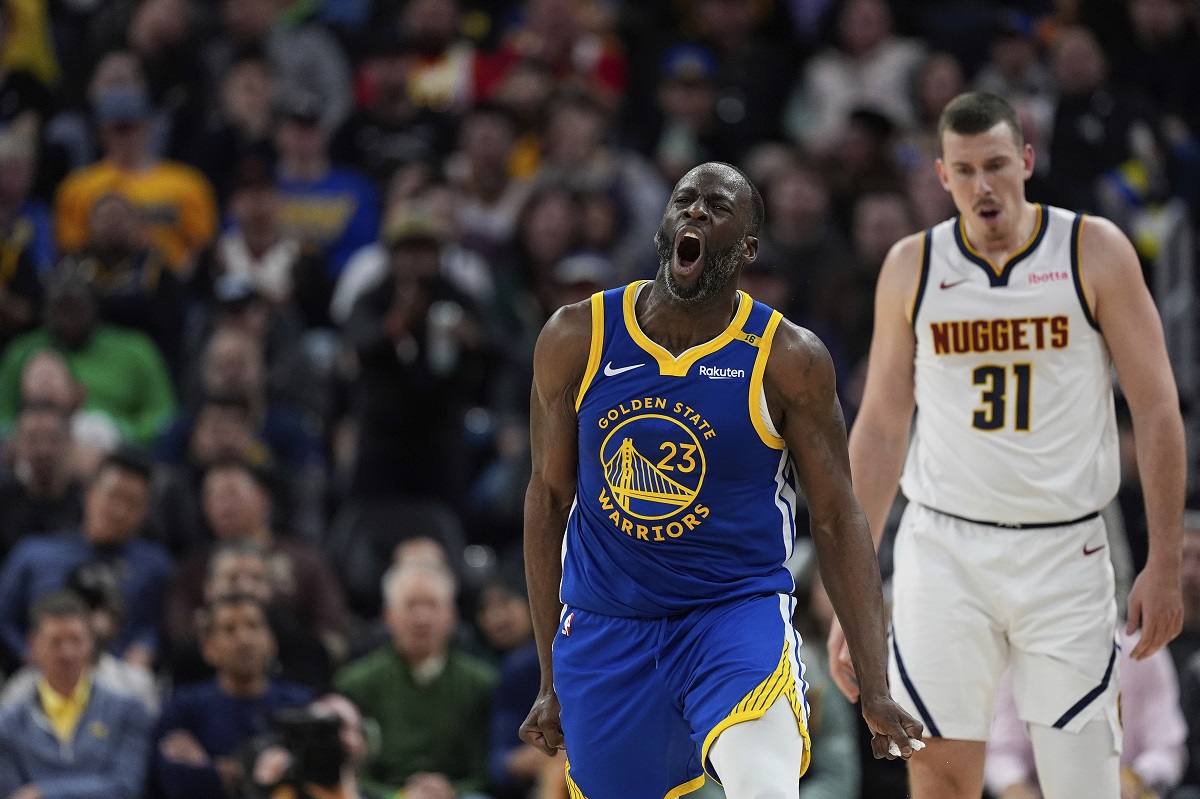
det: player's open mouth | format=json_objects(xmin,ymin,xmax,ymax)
[
  {"xmin": 673, "ymin": 228, "xmax": 705, "ymax": 277},
  {"xmin": 978, "ymin": 208, "xmax": 1000, "ymax": 222}
]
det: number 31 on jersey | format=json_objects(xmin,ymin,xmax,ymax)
[{"xmin": 972, "ymin": 363, "xmax": 1032, "ymax": 431}]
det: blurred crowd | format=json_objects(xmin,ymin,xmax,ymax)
[{"xmin": 0, "ymin": 0, "xmax": 1199, "ymax": 798}]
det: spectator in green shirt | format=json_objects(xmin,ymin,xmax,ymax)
[
  {"xmin": 0, "ymin": 270, "xmax": 176, "ymax": 446},
  {"xmin": 335, "ymin": 562, "xmax": 498, "ymax": 799}
]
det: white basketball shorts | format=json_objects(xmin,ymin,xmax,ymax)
[{"xmin": 888, "ymin": 502, "xmax": 1120, "ymax": 742}]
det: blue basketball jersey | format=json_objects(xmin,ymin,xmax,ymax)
[{"xmin": 562, "ymin": 281, "xmax": 800, "ymax": 617}]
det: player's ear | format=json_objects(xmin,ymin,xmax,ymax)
[
  {"xmin": 742, "ymin": 235, "xmax": 758, "ymax": 263},
  {"xmin": 934, "ymin": 158, "xmax": 950, "ymax": 191}
]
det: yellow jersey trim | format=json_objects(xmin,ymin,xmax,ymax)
[
  {"xmin": 958, "ymin": 203, "xmax": 1045, "ymax": 277},
  {"xmin": 748, "ymin": 311, "xmax": 786, "ymax": 450},
  {"xmin": 664, "ymin": 774, "xmax": 707, "ymax": 799},
  {"xmin": 622, "ymin": 281, "xmax": 754, "ymax": 377},
  {"xmin": 575, "ymin": 291, "xmax": 606, "ymax": 412},
  {"xmin": 700, "ymin": 641, "xmax": 811, "ymax": 784}
]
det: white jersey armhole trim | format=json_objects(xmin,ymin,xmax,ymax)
[{"xmin": 759, "ymin": 387, "xmax": 780, "ymax": 438}]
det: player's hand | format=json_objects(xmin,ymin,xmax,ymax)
[
  {"xmin": 1127, "ymin": 556, "xmax": 1183, "ymax": 660},
  {"xmin": 519, "ymin": 687, "xmax": 565, "ymax": 756},
  {"xmin": 826, "ymin": 616, "xmax": 859, "ymax": 702},
  {"xmin": 860, "ymin": 694, "xmax": 924, "ymax": 760}
]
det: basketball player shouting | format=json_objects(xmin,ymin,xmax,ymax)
[{"xmin": 521, "ymin": 161, "xmax": 922, "ymax": 799}]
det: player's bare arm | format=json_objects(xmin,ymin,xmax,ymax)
[
  {"xmin": 848, "ymin": 232, "xmax": 925, "ymax": 543},
  {"xmin": 764, "ymin": 320, "xmax": 923, "ymax": 759},
  {"xmin": 827, "ymin": 232, "xmax": 922, "ymax": 701},
  {"xmin": 1079, "ymin": 216, "xmax": 1186, "ymax": 660},
  {"xmin": 520, "ymin": 301, "xmax": 591, "ymax": 755}
]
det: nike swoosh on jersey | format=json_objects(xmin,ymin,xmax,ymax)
[
  {"xmin": 1082, "ymin": 544, "xmax": 1106, "ymax": 556},
  {"xmin": 939, "ymin": 278, "xmax": 968, "ymax": 290},
  {"xmin": 604, "ymin": 362, "xmax": 645, "ymax": 376}
]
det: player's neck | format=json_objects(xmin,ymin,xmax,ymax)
[
  {"xmin": 639, "ymin": 279, "xmax": 740, "ymax": 356},
  {"xmin": 962, "ymin": 201, "xmax": 1039, "ymax": 263}
]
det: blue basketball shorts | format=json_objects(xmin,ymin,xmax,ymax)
[{"xmin": 553, "ymin": 592, "xmax": 811, "ymax": 799}]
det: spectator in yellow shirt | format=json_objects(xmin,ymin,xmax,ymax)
[{"xmin": 54, "ymin": 86, "xmax": 218, "ymax": 274}]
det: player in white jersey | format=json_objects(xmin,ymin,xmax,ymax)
[{"xmin": 827, "ymin": 92, "xmax": 1186, "ymax": 799}]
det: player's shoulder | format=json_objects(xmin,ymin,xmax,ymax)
[
  {"xmin": 765, "ymin": 318, "xmax": 836, "ymax": 396},
  {"xmin": 869, "ymin": 230, "xmax": 929, "ymax": 307},
  {"xmin": 1077, "ymin": 213, "xmax": 1133, "ymax": 253},
  {"xmin": 881, "ymin": 230, "xmax": 929, "ymax": 280},
  {"xmin": 535, "ymin": 297, "xmax": 595, "ymax": 357},
  {"xmin": 533, "ymin": 296, "xmax": 598, "ymax": 394},
  {"xmin": 770, "ymin": 317, "xmax": 832, "ymax": 363},
  {"xmin": 1075, "ymin": 213, "xmax": 1142, "ymax": 284}
]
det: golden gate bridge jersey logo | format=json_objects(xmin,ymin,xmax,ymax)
[{"xmin": 599, "ymin": 414, "xmax": 707, "ymax": 521}]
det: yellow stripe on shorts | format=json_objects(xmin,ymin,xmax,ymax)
[
  {"xmin": 701, "ymin": 640, "xmax": 812, "ymax": 783},
  {"xmin": 564, "ymin": 758, "xmax": 589, "ymax": 799},
  {"xmin": 566, "ymin": 752, "xmax": 708, "ymax": 799}
]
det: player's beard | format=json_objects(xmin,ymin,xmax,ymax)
[{"xmin": 653, "ymin": 224, "xmax": 743, "ymax": 307}]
